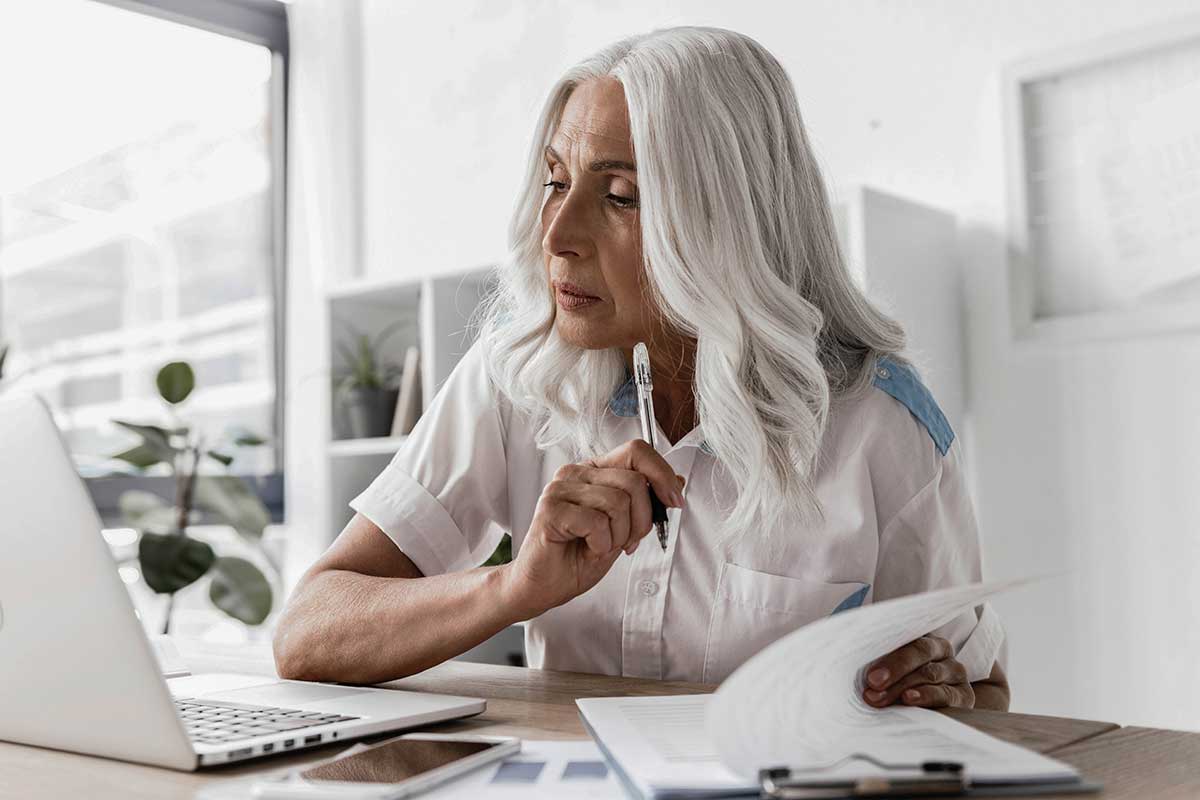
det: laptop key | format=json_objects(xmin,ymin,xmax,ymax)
[
  {"xmin": 260, "ymin": 720, "xmax": 317, "ymax": 732},
  {"xmin": 187, "ymin": 699, "xmax": 264, "ymax": 711}
]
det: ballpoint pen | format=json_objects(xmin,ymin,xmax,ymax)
[{"xmin": 633, "ymin": 342, "xmax": 671, "ymax": 552}]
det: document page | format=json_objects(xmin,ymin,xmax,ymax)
[
  {"xmin": 706, "ymin": 579, "xmax": 1067, "ymax": 778},
  {"xmin": 577, "ymin": 695, "xmax": 757, "ymax": 798},
  {"xmin": 579, "ymin": 579, "xmax": 1080, "ymax": 798}
]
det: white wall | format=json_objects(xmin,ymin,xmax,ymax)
[{"xmin": 357, "ymin": 0, "xmax": 1200, "ymax": 729}]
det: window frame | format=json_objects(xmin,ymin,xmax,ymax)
[{"xmin": 79, "ymin": 0, "xmax": 290, "ymax": 522}]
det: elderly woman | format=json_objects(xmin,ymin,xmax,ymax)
[{"xmin": 274, "ymin": 26, "xmax": 1009, "ymax": 711}]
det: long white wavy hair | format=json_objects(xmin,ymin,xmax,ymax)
[{"xmin": 474, "ymin": 26, "xmax": 907, "ymax": 542}]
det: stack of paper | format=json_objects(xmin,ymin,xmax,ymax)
[{"xmin": 578, "ymin": 580, "xmax": 1089, "ymax": 799}]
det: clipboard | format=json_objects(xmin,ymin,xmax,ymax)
[{"xmin": 758, "ymin": 754, "xmax": 1103, "ymax": 799}]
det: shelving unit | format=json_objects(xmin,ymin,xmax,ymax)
[
  {"xmin": 324, "ymin": 268, "xmax": 495, "ymax": 534},
  {"xmin": 312, "ymin": 265, "xmax": 522, "ymax": 666},
  {"xmin": 327, "ymin": 435, "xmax": 408, "ymax": 458}
]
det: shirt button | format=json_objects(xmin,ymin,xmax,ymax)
[
  {"xmin": 875, "ymin": 366, "xmax": 890, "ymax": 379},
  {"xmin": 638, "ymin": 580, "xmax": 659, "ymax": 596}
]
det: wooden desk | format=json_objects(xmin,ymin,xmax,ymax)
[{"xmin": 0, "ymin": 646, "xmax": 1193, "ymax": 800}]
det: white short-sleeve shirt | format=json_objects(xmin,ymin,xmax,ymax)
[{"xmin": 350, "ymin": 341, "xmax": 1004, "ymax": 684}]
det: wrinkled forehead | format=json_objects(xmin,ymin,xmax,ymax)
[{"xmin": 550, "ymin": 78, "xmax": 634, "ymax": 158}]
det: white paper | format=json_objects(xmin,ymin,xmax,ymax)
[
  {"xmin": 708, "ymin": 578, "xmax": 1030, "ymax": 776},
  {"xmin": 420, "ymin": 740, "xmax": 623, "ymax": 799},
  {"xmin": 577, "ymin": 695, "xmax": 754, "ymax": 798},
  {"xmin": 579, "ymin": 579, "xmax": 1080, "ymax": 798}
]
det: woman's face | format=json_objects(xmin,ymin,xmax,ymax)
[{"xmin": 542, "ymin": 78, "xmax": 656, "ymax": 352}]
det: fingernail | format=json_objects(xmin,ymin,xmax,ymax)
[
  {"xmin": 904, "ymin": 689, "xmax": 920, "ymax": 703},
  {"xmin": 865, "ymin": 689, "xmax": 884, "ymax": 702},
  {"xmin": 672, "ymin": 490, "xmax": 685, "ymax": 507},
  {"xmin": 868, "ymin": 668, "xmax": 889, "ymax": 688}
]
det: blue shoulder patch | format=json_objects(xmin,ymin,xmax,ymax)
[{"xmin": 871, "ymin": 357, "xmax": 954, "ymax": 456}]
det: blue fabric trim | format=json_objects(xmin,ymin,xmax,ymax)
[
  {"xmin": 608, "ymin": 372, "xmax": 639, "ymax": 417},
  {"xmin": 832, "ymin": 584, "xmax": 870, "ymax": 615},
  {"xmin": 871, "ymin": 357, "xmax": 954, "ymax": 456}
]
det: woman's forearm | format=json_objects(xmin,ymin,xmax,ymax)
[{"xmin": 273, "ymin": 565, "xmax": 523, "ymax": 685}]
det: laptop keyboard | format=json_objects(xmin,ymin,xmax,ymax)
[{"xmin": 174, "ymin": 697, "xmax": 360, "ymax": 746}]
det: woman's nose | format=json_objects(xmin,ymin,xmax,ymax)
[{"xmin": 542, "ymin": 190, "xmax": 591, "ymax": 260}]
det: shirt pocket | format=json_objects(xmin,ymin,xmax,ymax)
[{"xmin": 701, "ymin": 561, "xmax": 869, "ymax": 684}]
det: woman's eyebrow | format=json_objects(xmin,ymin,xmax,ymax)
[{"xmin": 544, "ymin": 145, "xmax": 636, "ymax": 173}]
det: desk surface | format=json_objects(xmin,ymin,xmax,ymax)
[{"xmin": 0, "ymin": 644, "xmax": 1194, "ymax": 800}]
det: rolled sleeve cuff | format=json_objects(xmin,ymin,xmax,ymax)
[
  {"xmin": 955, "ymin": 602, "xmax": 1005, "ymax": 683},
  {"xmin": 348, "ymin": 465, "xmax": 469, "ymax": 577}
]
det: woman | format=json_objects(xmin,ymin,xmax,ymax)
[{"xmin": 274, "ymin": 26, "xmax": 1009, "ymax": 711}]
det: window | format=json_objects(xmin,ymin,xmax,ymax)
[{"xmin": 0, "ymin": 0, "xmax": 287, "ymax": 516}]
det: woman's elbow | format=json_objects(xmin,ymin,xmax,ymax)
[
  {"xmin": 272, "ymin": 575, "xmax": 331, "ymax": 681},
  {"xmin": 273, "ymin": 608, "xmax": 318, "ymax": 681}
]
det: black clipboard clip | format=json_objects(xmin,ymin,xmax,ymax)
[{"xmin": 759, "ymin": 754, "xmax": 966, "ymax": 799}]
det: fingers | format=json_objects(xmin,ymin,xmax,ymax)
[
  {"xmin": 863, "ymin": 657, "xmax": 968, "ymax": 707},
  {"xmin": 560, "ymin": 463, "xmax": 658, "ymax": 554},
  {"xmin": 864, "ymin": 636, "xmax": 954, "ymax": 694},
  {"xmin": 897, "ymin": 681, "xmax": 975, "ymax": 709},
  {"xmin": 564, "ymin": 454, "xmax": 686, "ymax": 555},
  {"xmin": 544, "ymin": 491, "xmax": 619, "ymax": 554},
  {"xmin": 589, "ymin": 440, "xmax": 685, "ymax": 512},
  {"xmin": 547, "ymin": 479, "xmax": 633, "ymax": 554}
]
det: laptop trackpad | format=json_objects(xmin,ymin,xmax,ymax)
[{"xmin": 215, "ymin": 681, "xmax": 370, "ymax": 706}]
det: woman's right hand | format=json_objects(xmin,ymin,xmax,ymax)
[{"xmin": 499, "ymin": 439, "xmax": 686, "ymax": 619}]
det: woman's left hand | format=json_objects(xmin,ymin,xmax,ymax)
[{"xmin": 862, "ymin": 635, "xmax": 974, "ymax": 709}]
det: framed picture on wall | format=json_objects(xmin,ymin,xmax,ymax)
[{"xmin": 1003, "ymin": 16, "xmax": 1200, "ymax": 344}]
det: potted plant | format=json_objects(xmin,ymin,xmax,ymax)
[
  {"xmin": 334, "ymin": 322, "xmax": 405, "ymax": 439},
  {"xmin": 112, "ymin": 361, "xmax": 277, "ymax": 634}
]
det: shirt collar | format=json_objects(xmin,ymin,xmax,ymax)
[{"xmin": 608, "ymin": 370, "xmax": 714, "ymax": 456}]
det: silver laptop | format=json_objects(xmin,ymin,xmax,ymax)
[{"xmin": 0, "ymin": 391, "xmax": 485, "ymax": 770}]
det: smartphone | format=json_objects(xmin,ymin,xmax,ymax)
[{"xmin": 250, "ymin": 733, "xmax": 520, "ymax": 799}]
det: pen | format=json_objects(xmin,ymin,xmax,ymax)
[{"xmin": 633, "ymin": 343, "xmax": 670, "ymax": 552}]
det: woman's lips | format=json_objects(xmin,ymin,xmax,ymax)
[{"xmin": 554, "ymin": 281, "xmax": 601, "ymax": 310}]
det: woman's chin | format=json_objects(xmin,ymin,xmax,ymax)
[{"xmin": 554, "ymin": 318, "xmax": 613, "ymax": 350}]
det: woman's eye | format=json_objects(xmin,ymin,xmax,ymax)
[
  {"xmin": 541, "ymin": 179, "xmax": 636, "ymax": 209},
  {"xmin": 607, "ymin": 193, "xmax": 638, "ymax": 209}
]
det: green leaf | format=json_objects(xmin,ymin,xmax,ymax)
[
  {"xmin": 207, "ymin": 450, "xmax": 234, "ymax": 467},
  {"xmin": 156, "ymin": 361, "xmax": 195, "ymax": 405},
  {"xmin": 113, "ymin": 420, "xmax": 173, "ymax": 445},
  {"xmin": 113, "ymin": 443, "xmax": 169, "ymax": 470},
  {"xmin": 481, "ymin": 533, "xmax": 512, "ymax": 567},
  {"xmin": 233, "ymin": 432, "xmax": 267, "ymax": 447},
  {"xmin": 193, "ymin": 475, "xmax": 271, "ymax": 542},
  {"xmin": 138, "ymin": 532, "xmax": 215, "ymax": 593},
  {"xmin": 208, "ymin": 556, "xmax": 273, "ymax": 625},
  {"xmin": 118, "ymin": 490, "xmax": 193, "ymax": 533}
]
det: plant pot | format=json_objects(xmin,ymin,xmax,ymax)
[{"xmin": 342, "ymin": 386, "xmax": 400, "ymax": 439}]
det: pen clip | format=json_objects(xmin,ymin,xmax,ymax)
[{"xmin": 633, "ymin": 342, "xmax": 653, "ymax": 392}]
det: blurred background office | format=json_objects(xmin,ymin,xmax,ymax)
[{"xmin": 1, "ymin": 0, "xmax": 1197, "ymax": 734}]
